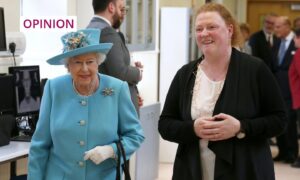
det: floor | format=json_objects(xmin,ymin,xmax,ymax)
[{"xmin": 157, "ymin": 146, "xmax": 300, "ymax": 180}]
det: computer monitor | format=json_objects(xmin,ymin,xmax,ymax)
[
  {"xmin": 0, "ymin": 75, "xmax": 14, "ymax": 114},
  {"xmin": 9, "ymin": 66, "xmax": 41, "ymax": 117},
  {"xmin": 0, "ymin": 7, "xmax": 7, "ymax": 51}
]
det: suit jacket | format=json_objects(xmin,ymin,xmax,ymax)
[
  {"xmin": 249, "ymin": 30, "xmax": 279, "ymax": 68},
  {"xmin": 158, "ymin": 48, "xmax": 286, "ymax": 180},
  {"xmin": 271, "ymin": 37, "xmax": 297, "ymax": 102},
  {"xmin": 87, "ymin": 17, "xmax": 140, "ymax": 112},
  {"xmin": 289, "ymin": 49, "xmax": 300, "ymax": 109},
  {"xmin": 28, "ymin": 74, "xmax": 144, "ymax": 180}
]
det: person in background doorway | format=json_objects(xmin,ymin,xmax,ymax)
[
  {"xmin": 249, "ymin": 13, "xmax": 279, "ymax": 69},
  {"xmin": 158, "ymin": 3, "xmax": 286, "ymax": 180},
  {"xmin": 87, "ymin": 0, "xmax": 143, "ymax": 114},
  {"xmin": 239, "ymin": 23, "xmax": 252, "ymax": 54},
  {"xmin": 27, "ymin": 29, "xmax": 144, "ymax": 180},
  {"xmin": 293, "ymin": 17, "xmax": 300, "ymax": 30},
  {"xmin": 272, "ymin": 16, "xmax": 298, "ymax": 164},
  {"xmin": 288, "ymin": 28, "xmax": 300, "ymax": 168}
]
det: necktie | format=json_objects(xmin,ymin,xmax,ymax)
[
  {"xmin": 267, "ymin": 34, "xmax": 272, "ymax": 47},
  {"xmin": 278, "ymin": 39, "xmax": 286, "ymax": 65}
]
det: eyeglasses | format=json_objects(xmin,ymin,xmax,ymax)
[
  {"xmin": 121, "ymin": 7, "xmax": 129, "ymax": 14},
  {"xmin": 69, "ymin": 59, "xmax": 98, "ymax": 68}
]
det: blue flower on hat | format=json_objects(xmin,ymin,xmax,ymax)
[
  {"xmin": 47, "ymin": 29, "xmax": 113, "ymax": 65},
  {"xmin": 63, "ymin": 32, "xmax": 90, "ymax": 52}
]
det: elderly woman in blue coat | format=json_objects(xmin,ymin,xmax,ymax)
[{"xmin": 28, "ymin": 29, "xmax": 144, "ymax": 180}]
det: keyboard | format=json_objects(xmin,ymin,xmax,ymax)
[{"xmin": 11, "ymin": 135, "xmax": 32, "ymax": 142}]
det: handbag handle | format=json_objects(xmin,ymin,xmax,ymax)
[{"xmin": 115, "ymin": 140, "xmax": 131, "ymax": 180}]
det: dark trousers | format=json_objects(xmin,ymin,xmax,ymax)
[
  {"xmin": 10, "ymin": 175, "xmax": 27, "ymax": 180},
  {"xmin": 296, "ymin": 109, "xmax": 300, "ymax": 137},
  {"xmin": 276, "ymin": 100, "xmax": 298, "ymax": 159}
]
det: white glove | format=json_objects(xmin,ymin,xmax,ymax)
[{"xmin": 84, "ymin": 145, "xmax": 114, "ymax": 165}]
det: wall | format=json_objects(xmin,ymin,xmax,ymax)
[
  {"xmin": 76, "ymin": 0, "xmax": 93, "ymax": 29},
  {"xmin": 0, "ymin": 0, "xmax": 20, "ymax": 32},
  {"xmin": 160, "ymin": 0, "xmax": 206, "ymax": 8},
  {"xmin": 236, "ymin": 0, "xmax": 247, "ymax": 23},
  {"xmin": 223, "ymin": 0, "xmax": 247, "ymax": 23},
  {"xmin": 20, "ymin": 0, "xmax": 75, "ymax": 80},
  {"xmin": 159, "ymin": 0, "xmax": 247, "ymax": 23},
  {"xmin": 160, "ymin": 0, "xmax": 192, "ymax": 7}
]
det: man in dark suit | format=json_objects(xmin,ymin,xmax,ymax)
[
  {"xmin": 249, "ymin": 13, "xmax": 279, "ymax": 69},
  {"xmin": 87, "ymin": 0, "xmax": 143, "ymax": 113},
  {"xmin": 272, "ymin": 16, "xmax": 298, "ymax": 164}
]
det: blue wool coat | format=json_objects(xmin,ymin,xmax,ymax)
[{"xmin": 28, "ymin": 74, "xmax": 144, "ymax": 180}]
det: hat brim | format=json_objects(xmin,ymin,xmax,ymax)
[{"xmin": 47, "ymin": 43, "xmax": 113, "ymax": 65}]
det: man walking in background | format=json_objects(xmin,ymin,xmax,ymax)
[
  {"xmin": 87, "ymin": 0, "xmax": 143, "ymax": 113},
  {"xmin": 249, "ymin": 13, "xmax": 279, "ymax": 69},
  {"xmin": 272, "ymin": 16, "xmax": 298, "ymax": 164}
]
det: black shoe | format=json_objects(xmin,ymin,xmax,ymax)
[
  {"xmin": 273, "ymin": 155, "xmax": 285, "ymax": 161},
  {"xmin": 291, "ymin": 160, "xmax": 300, "ymax": 168},
  {"xmin": 284, "ymin": 155, "xmax": 296, "ymax": 164}
]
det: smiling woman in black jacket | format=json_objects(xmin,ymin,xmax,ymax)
[{"xmin": 158, "ymin": 3, "xmax": 286, "ymax": 180}]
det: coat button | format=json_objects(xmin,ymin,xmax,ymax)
[
  {"xmin": 79, "ymin": 120, "xmax": 85, "ymax": 126},
  {"xmin": 78, "ymin": 161, "xmax": 84, "ymax": 167},
  {"xmin": 79, "ymin": 141, "xmax": 85, "ymax": 146},
  {"xmin": 80, "ymin": 100, "xmax": 87, "ymax": 106}
]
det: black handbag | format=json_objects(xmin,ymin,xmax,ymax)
[{"xmin": 115, "ymin": 140, "xmax": 131, "ymax": 180}]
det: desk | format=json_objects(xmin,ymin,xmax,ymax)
[
  {"xmin": 0, "ymin": 142, "xmax": 30, "ymax": 164},
  {"xmin": 0, "ymin": 141, "xmax": 30, "ymax": 177}
]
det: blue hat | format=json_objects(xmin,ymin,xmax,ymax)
[{"xmin": 47, "ymin": 29, "xmax": 112, "ymax": 65}]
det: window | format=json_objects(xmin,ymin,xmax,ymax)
[{"xmin": 120, "ymin": 0, "xmax": 157, "ymax": 51}]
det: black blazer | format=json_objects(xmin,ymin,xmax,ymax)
[
  {"xmin": 158, "ymin": 48, "xmax": 286, "ymax": 180},
  {"xmin": 249, "ymin": 30, "xmax": 279, "ymax": 68},
  {"xmin": 271, "ymin": 38, "xmax": 297, "ymax": 101}
]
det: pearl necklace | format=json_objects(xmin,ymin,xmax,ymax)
[{"xmin": 72, "ymin": 79, "xmax": 97, "ymax": 97}]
